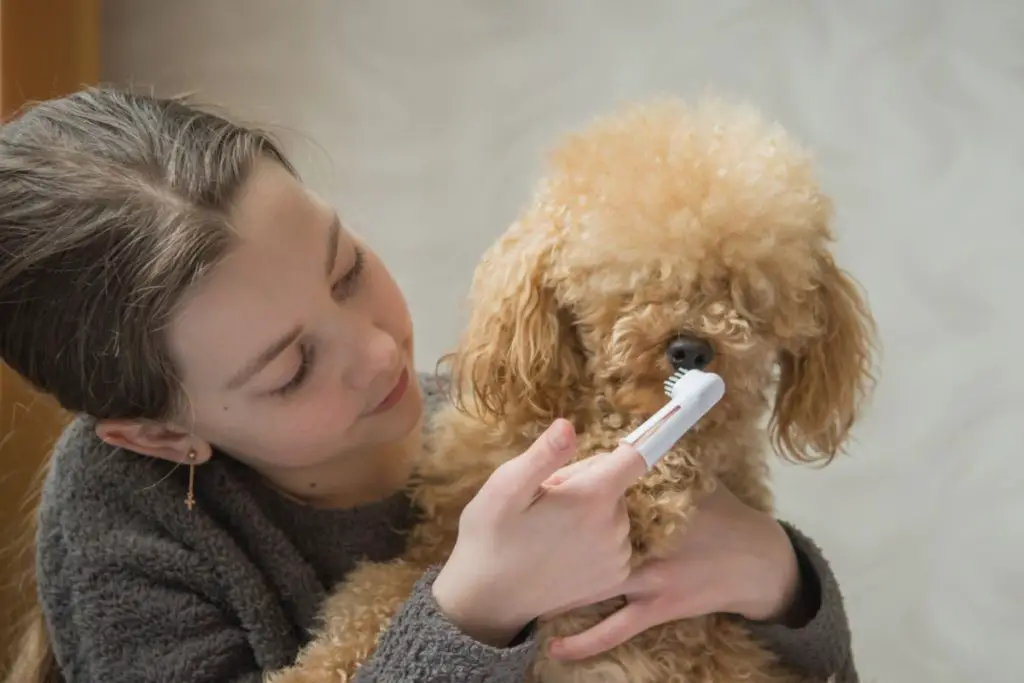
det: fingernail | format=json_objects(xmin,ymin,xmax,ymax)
[{"xmin": 551, "ymin": 420, "xmax": 571, "ymax": 449}]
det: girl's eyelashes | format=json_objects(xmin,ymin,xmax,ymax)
[
  {"xmin": 332, "ymin": 246, "xmax": 365, "ymax": 300},
  {"xmin": 270, "ymin": 246, "xmax": 365, "ymax": 399},
  {"xmin": 273, "ymin": 342, "xmax": 314, "ymax": 397}
]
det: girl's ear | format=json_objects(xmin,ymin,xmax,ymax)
[{"xmin": 95, "ymin": 419, "xmax": 211, "ymax": 464}]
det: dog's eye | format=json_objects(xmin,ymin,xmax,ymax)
[{"xmin": 666, "ymin": 336, "xmax": 714, "ymax": 371}]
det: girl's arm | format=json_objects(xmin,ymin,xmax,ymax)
[{"xmin": 47, "ymin": 543, "xmax": 536, "ymax": 683}]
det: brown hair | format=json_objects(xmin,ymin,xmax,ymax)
[{"xmin": 0, "ymin": 86, "xmax": 294, "ymax": 682}]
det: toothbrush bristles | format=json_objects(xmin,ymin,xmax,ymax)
[{"xmin": 663, "ymin": 369, "xmax": 687, "ymax": 396}]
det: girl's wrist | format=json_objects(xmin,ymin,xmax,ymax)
[
  {"xmin": 431, "ymin": 562, "xmax": 529, "ymax": 647},
  {"xmin": 738, "ymin": 519, "xmax": 803, "ymax": 624}
]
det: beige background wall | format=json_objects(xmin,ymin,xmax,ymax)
[{"xmin": 101, "ymin": 2, "xmax": 1024, "ymax": 681}]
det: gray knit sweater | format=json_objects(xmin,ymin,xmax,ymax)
[{"xmin": 36, "ymin": 373, "xmax": 858, "ymax": 682}]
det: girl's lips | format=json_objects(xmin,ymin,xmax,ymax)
[{"xmin": 367, "ymin": 367, "xmax": 409, "ymax": 415}]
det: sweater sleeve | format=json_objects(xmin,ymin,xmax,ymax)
[
  {"xmin": 741, "ymin": 522, "xmax": 859, "ymax": 683},
  {"xmin": 48, "ymin": 531, "xmax": 535, "ymax": 683},
  {"xmin": 351, "ymin": 566, "xmax": 538, "ymax": 682}
]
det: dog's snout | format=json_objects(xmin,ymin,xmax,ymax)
[{"xmin": 666, "ymin": 336, "xmax": 714, "ymax": 371}]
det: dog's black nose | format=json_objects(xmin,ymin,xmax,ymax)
[{"xmin": 666, "ymin": 336, "xmax": 714, "ymax": 371}]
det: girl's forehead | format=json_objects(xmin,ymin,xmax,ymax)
[
  {"xmin": 168, "ymin": 167, "xmax": 339, "ymax": 393},
  {"xmin": 229, "ymin": 160, "xmax": 333, "ymax": 245}
]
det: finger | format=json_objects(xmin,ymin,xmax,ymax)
[
  {"xmin": 613, "ymin": 558, "xmax": 674, "ymax": 597},
  {"xmin": 618, "ymin": 558, "xmax": 722, "ymax": 621},
  {"xmin": 543, "ymin": 581, "xmax": 628, "ymax": 619},
  {"xmin": 540, "ymin": 455, "xmax": 600, "ymax": 488},
  {"xmin": 498, "ymin": 419, "xmax": 577, "ymax": 504},
  {"xmin": 561, "ymin": 442, "xmax": 646, "ymax": 495},
  {"xmin": 543, "ymin": 557, "xmax": 685, "ymax": 623},
  {"xmin": 548, "ymin": 601, "xmax": 656, "ymax": 661},
  {"xmin": 552, "ymin": 557, "xmax": 669, "ymax": 618}
]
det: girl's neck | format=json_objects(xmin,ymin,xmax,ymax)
[{"xmin": 259, "ymin": 422, "xmax": 423, "ymax": 510}]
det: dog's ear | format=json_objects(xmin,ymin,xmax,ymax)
[
  {"xmin": 443, "ymin": 213, "xmax": 585, "ymax": 431},
  {"xmin": 770, "ymin": 254, "xmax": 877, "ymax": 464}
]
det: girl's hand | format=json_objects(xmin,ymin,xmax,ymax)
[
  {"xmin": 431, "ymin": 419, "xmax": 646, "ymax": 647},
  {"xmin": 548, "ymin": 480, "xmax": 805, "ymax": 661}
]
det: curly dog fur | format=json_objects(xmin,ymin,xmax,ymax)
[{"xmin": 268, "ymin": 96, "xmax": 877, "ymax": 683}]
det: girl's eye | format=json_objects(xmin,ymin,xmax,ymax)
[
  {"xmin": 270, "ymin": 246, "xmax": 364, "ymax": 399},
  {"xmin": 273, "ymin": 343, "xmax": 314, "ymax": 397},
  {"xmin": 332, "ymin": 246, "xmax": 365, "ymax": 299}
]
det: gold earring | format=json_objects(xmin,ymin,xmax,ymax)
[{"xmin": 185, "ymin": 450, "xmax": 197, "ymax": 511}]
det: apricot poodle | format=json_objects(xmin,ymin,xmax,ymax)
[{"xmin": 269, "ymin": 96, "xmax": 877, "ymax": 683}]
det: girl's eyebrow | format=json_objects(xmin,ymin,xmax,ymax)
[{"xmin": 324, "ymin": 214, "xmax": 340, "ymax": 276}]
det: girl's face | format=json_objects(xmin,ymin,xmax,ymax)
[{"xmin": 98, "ymin": 159, "xmax": 423, "ymax": 504}]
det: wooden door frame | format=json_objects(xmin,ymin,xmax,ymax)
[{"xmin": 0, "ymin": 0, "xmax": 99, "ymax": 660}]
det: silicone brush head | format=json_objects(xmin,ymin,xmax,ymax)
[{"xmin": 620, "ymin": 368, "xmax": 726, "ymax": 469}]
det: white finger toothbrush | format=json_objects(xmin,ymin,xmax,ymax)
[{"xmin": 619, "ymin": 368, "xmax": 726, "ymax": 469}]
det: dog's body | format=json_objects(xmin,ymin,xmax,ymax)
[{"xmin": 269, "ymin": 98, "xmax": 876, "ymax": 683}]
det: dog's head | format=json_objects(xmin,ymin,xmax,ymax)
[{"xmin": 445, "ymin": 98, "xmax": 876, "ymax": 464}]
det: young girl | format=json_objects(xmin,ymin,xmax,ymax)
[{"xmin": 1, "ymin": 87, "xmax": 858, "ymax": 682}]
